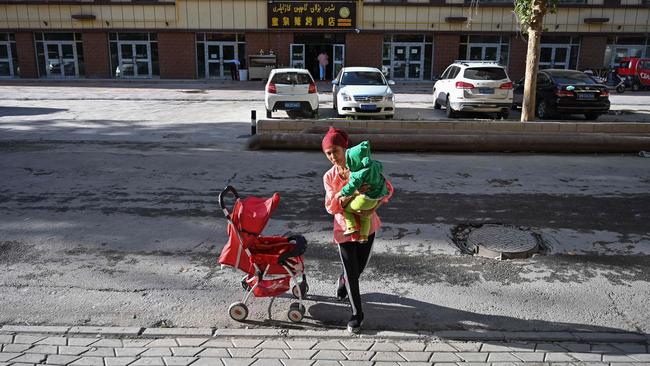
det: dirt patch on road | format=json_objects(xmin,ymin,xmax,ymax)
[{"xmin": 0, "ymin": 241, "xmax": 41, "ymax": 264}]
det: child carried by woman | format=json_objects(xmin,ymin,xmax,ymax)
[{"xmin": 334, "ymin": 140, "xmax": 388, "ymax": 243}]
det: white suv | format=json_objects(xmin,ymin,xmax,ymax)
[
  {"xmin": 265, "ymin": 68, "xmax": 319, "ymax": 119},
  {"xmin": 433, "ymin": 61, "xmax": 513, "ymax": 119}
]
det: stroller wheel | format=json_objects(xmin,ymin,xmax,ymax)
[
  {"xmin": 291, "ymin": 281, "xmax": 309, "ymax": 299},
  {"xmin": 288, "ymin": 302, "xmax": 306, "ymax": 323},
  {"xmin": 228, "ymin": 302, "xmax": 249, "ymax": 322}
]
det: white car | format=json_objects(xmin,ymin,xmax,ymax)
[
  {"xmin": 265, "ymin": 68, "xmax": 319, "ymax": 119},
  {"xmin": 433, "ymin": 61, "xmax": 513, "ymax": 119},
  {"xmin": 332, "ymin": 67, "xmax": 395, "ymax": 119}
]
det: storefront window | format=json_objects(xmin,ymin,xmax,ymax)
[
  {"xmin": 0, "ymin": 33, "xmax": 18, "ymax": 77},
  {"xmin": 537, "ymin": 36, "xmax": 579, "ymax": 70},
  {"xmin": 195, "ymin": 33, "xmax": 246, "ymax": 79},
  {"xmin": 604, "ymin": 36, "xmax": 648, "ymax": 68},
  {"xmin": 458, "ymin": 35, "xmax": 509, "ymax": 67},
  {"xmin": 108, "ymin": 33, "xmax": 159, "ymax": 78},
  {"xmin": 34, "ymin": 32, "xmax": 84, "ymax": 78},
  {"xmin": 382, "ymin": 34, "xmax": 433, "ymax": 80}
]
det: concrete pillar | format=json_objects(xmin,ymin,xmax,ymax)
[
  {"xmin": 82, "ymin": 31, "xmax": 110, "ymax": 78},
  {"xmin": 579, "ymin": 36, "xmax": 607, "ymax": 70},
  {"xmin": 345, "ymin": 33, "xmax": 383, "ymax": 68},
  {"xmin": 158, "ymin": 32, "xmax": 196, "ymax": 79},
  {"xmin": 434, "ymin": 34, "xmax": 459, "ymax": 77},
  {"xmin": 509, "ymin": 36, "xmax": 527, "ymax": 81},
  {"xmin": 15, "ymin": 32, "xmax": 38, "ymax": 78}
]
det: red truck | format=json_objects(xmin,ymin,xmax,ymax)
[{"xmin": 616, "ymin": 57, "xmax": 650, "ymax": 91}]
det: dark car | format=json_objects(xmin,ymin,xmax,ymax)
[{"xmin": 513, "ymin": 69, "xmax": 610, "ymax": 120}]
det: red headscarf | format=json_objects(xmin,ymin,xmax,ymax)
[{"xmin": 321, "ymin": 127, "xmax": 349, "ymax": 151}]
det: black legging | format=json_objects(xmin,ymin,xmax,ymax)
[{"xmin": 338, "ymin": 233, "xmax": 375, "ymax": 316}]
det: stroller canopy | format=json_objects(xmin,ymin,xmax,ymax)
[{"xmin": 232, "ymin": 192, "xmax": 280, "ymax": 236}]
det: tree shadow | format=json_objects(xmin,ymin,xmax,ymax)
[{"xmin": 0, "ymin": 106, "xmax": 68, "ymax": 117}]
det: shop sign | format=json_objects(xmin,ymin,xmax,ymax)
[{"xmin": 268, "ymin": 1, "xmax": 356, "ymax": 29}]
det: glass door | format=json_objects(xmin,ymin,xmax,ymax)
[
  {"xmin": 406, "ymin": 45, "xmax": 422, "ymax": 80},
  {"xmin": 290, "ymin": 43, "xmax": 305, "ymax": 69},
  {"xmin": 222, "ymin": 43, "xmax": 236, "ymax": 80},
  {"xmin": 332, "ymin": 44, "xmax": 345, "ymax": 79},
  {"xmin": 44, "ymin": 41, "xmax": 78, "ymax": 77},
  {"xmin": 205, "ymin": 42, "xmax": 237, "ymax": 79},
  {"xmin": 206, "ymin": 43, "xmax": 221, "ymax": 78},
  {"xmin": 391, "ymin": 44, "xmax": 422, "ymax": 80},
  {"xmin": 539, "ymin": 45, "xmax": 570, "ymax": 69},
  {"xmin": 117, "ymin": 41, "xmax": 151, "ymax": 78},
  {"xmin": 0, "ymin": 42, "xmax": 13, "ymax": 77},
  {"xmin": 391, "ymin": 45, "xmax": 407, "ymax": 79}
]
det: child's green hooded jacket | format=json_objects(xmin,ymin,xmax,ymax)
[{"xmin": 340, "ymin": 141, "xmax": 389, "ymax": 199}]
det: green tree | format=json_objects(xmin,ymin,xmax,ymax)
[{"xmin": 514, "ymin": 0, "xmax": 558, "ymax": 121}]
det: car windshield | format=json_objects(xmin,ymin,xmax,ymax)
[
  {"xmin": 271, "ymin": 72, "xmax": 312, "ymax": 85},
  {"xmin": 551, "ymin": 72, "xmax": 597, "ymax": 85},
  {"xmin": 341, "ymin": 71, "xmax": 386, "ymax": 85},
  {"xmin": 463, "ymin": 67, "xmax": 507, "ymax": 80}
]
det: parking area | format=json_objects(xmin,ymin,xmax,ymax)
[{"xmin": 2, "ymin": 82, "xmax": 650, "ymax": 126}]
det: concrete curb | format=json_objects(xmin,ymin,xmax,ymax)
[
  {"xmin": 248, "ymin": 132, "xmax": 650, "ymax": 153},
  {"xmin": 250, "ymin": 119, "xmax": 650, "ymax": 152},
  {"xmin": 1, "ymin": 326, "xmax": 647, "ymax": 343}
]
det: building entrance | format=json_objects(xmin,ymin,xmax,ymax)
[
  {"xmin": 44, "ymin": 41, "xmax": 79, "ymax": 77},
  {"xmin": 292, "ymin": 33, "xmax": 345, "ymax": 80}
]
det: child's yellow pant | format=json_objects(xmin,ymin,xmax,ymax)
[{"xmin": 344, "ymin": 195, "xmax": 379, "ymax": 238}]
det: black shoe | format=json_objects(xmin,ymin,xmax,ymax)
[
  {"xmin": 336, "ymin": 274, "xmax": 348, "ymax": 301},
  {"xmin": 347, "ymin": 313, "xmax": 364, "ymax": 334}
]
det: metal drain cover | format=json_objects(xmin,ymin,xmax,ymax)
[{"xmin": 466, "ymin": 224, "xmax": 540, "ymax": 259}]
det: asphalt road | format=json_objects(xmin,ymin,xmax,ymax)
[{"xmin": 0, "ymin": 83, "xmax": 648, "ymax": 334}]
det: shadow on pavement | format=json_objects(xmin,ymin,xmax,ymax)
[
  {"xmin": 308, "ymin": 292, "xmax": 648, "ymax": 346},
  {"xmin": 0, "ymin": 106, "xmax": 68, "ymax": 117}
]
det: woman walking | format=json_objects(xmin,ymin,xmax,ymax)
[{"xmin": 321, "ymin": 127, "xmax": 393, "ymax": 333}]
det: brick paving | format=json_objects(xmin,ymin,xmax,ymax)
[{"xmin": 0, "ymin": 327, "xmax": 648, "ymax": 366}]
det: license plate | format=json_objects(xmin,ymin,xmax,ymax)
[
  {"xmin": 576, "ymin": 93, "xmax": 595, "ymax": 100},
  {"xmin": 478, "ymin": 88, "xmax": 494, "ymax": 94},
  {"xmin": 285, "ymin": 102, "xmax": 300, "ymax": 109},
  {"xmin": 360, "ymin": 104, "xmax": 376, "ymax": 111}
]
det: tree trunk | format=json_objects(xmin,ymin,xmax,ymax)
[{"xmin": 520, "ymin": 0, "xmax": 546, "ymax": 122}]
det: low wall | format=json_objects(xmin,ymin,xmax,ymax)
[{"xmin": 249, "ymin": 119, "xmax": 650, "ymax": 153}]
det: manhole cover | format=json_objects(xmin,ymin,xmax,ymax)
[{"xmin": 452, "ymin": 224, "xmax": 543, "ymax": 260}]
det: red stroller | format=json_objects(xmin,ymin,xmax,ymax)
[{"xmin": 218, "ymin": 186, "xmax": 309, "ymax": 322}]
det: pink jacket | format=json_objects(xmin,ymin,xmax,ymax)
[{"xmin": 323, "ymin": 165, "xmax": 394, "ymax": 244}]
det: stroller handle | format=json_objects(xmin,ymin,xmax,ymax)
[
  {"xmin": 218, "ymin": 185, "xmax": 240, "ymax": 218},
  {"xmin": 279, "ymin": 235, "xmax": 307, "ymax": 266}
]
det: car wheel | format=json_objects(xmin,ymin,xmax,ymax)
[
  {"xmin": 433, "ymin": 90, "xmax": 441, "ymax": 109},
  {"xmin": 584, "ymin": 112, "xmax": 599, "ymax": 120},
  {"xmin": 445, "ymin": 97, "xmax": 457, "ymax": 118},
  {"xmin": 536, "ymin": 100, "xmax": 553, "ymax": 119},
  {"xmin": 616, "ymin": 85, "xmax": 625, "ymax": 93},
  {"xmin": 266, "ymin": 109, "xmax": 272, "ymax": 119},
  {"xmin": 632, "ymin": 83, "xmax": 641, "ymax": 92}
]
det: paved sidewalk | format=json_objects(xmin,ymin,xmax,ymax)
[{"xmin": 0, "ymin": 327, "xmax": 648, "ymax": 366}]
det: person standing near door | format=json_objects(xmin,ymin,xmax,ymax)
[
  {"xmin": 318, "ymin": 51, "xmax": 329, "ymax": 81},
  {"xmin": 224, "ymin": 58, "xmax": 240, "ymax": 80}
]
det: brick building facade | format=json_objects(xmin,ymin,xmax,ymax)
[{"xmin": 1, "ymin": 0, "xmax": 649, "ymax": 82}]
